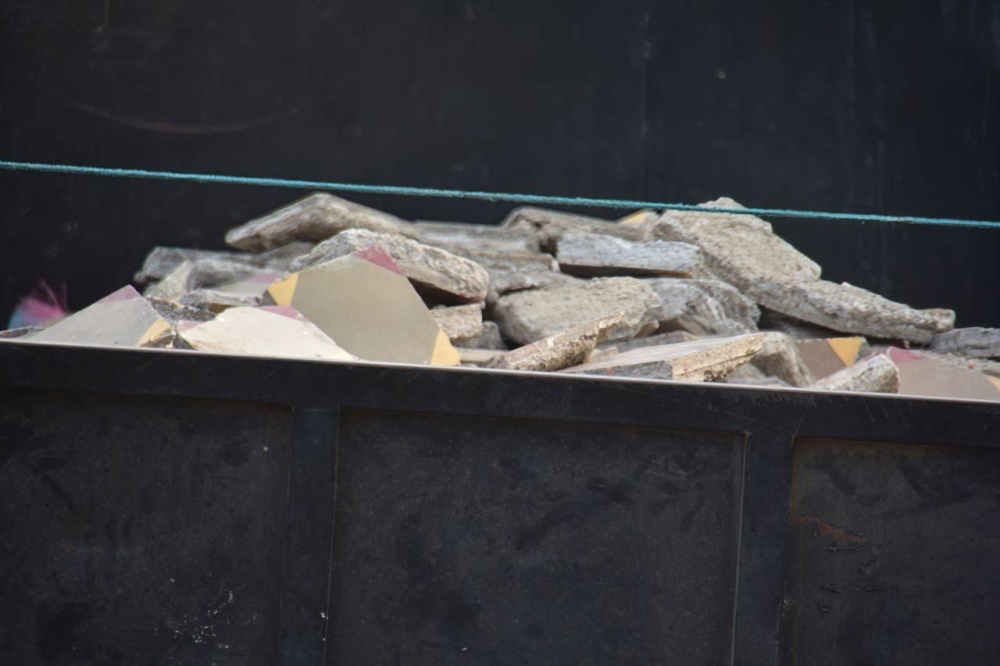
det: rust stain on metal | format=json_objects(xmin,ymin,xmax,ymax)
[{"xmin": 791, "ymin": 513, "xmax": 869, "ymax": 545}]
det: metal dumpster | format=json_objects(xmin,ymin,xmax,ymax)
[{"xmin": 1, "ymin": 341, "xmax": 998, "ymax": 665}]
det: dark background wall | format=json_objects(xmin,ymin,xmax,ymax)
[{"xmin": 2, "ymin": 0, "xmax": 998, "ymax": 325}]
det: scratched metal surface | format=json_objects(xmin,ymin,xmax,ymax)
[{"xmin": 784, "ymin": 438, "xmax": 1000, "ymax": 665}]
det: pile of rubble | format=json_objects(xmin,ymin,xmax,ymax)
[{"xmin": 5, "ymin": 193, "xmax": 1000, "ymax": 400}]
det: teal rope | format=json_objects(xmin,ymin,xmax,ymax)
[{"xmin": 1, "ymin": 159, "xmax": 998, "ymax": 230}]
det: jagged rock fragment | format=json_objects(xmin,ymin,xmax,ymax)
[
  {"xmin": 486, "ymin": 314, "xmax": 624, "ymax": 372},
  {"xmin": 748, "ymin": 332, "xmax": 815, "ymax": 387},
  {"xmin": 502, "ymin": 206, "xmax": 647, "ymax": 251},
  {"xmin": 492, "ymin": 277, "xmax": 662, "ymax": 345},
  {"xmin": 266, "ymin": 245, "xmax": 459, "ymax": 365},
  {"xmin": 813, "ymin": 354, "xmax": 899, "ymax": 394},
  {"xmin": 225, "ymin": 193, "xmax": 416, "ymax": 252},
  {"xmin": 931, "ymin": 327, "xmax": 1000, "ymax": 359},
  {"xmin": 414, "ymin": 221, "xmax": 540, "ymax": 254},
  {"xmin": 178, "ymin": 306, "xmax": 356, "ymax": 361},
  {"xmin": 455, "ymin": 321, "xmax": 506, "ymax": 350},
  {"xmin": 291, "ymin": 229, "xmax": 489, "ymax": 304},
  {"xmin": 431, "ymin": 305, "xmax": 485, "ymax": 344},
  {"xmin": 561, "ymin": 333, "xmax": 766, "ymax": 382},
  {"xmin": 556, "ymin": 233, "xmax": 705, "ymax": 278},
  {"xmin": 645, "ymin": 279, "xmax": 755, "ymax": 335},
  {"xmin": 30, "ymin": 286, "xmax": 171, "ymax": 348}
]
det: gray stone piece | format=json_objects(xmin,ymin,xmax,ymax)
[
  {"xmin": 680, "ymin": 279, "xmax": 760, "ymax": 329},
  {"xmin": 609, "ymin": 331, "xmax": 700, "ymax": 353},
  {"xmin": 813, "ymin": 354, "xmax": 900, "ymax": 394},
  {"xmin": 144, "ymin": 261, "xmax": 197, "ymax": 302},
  {"xmin": 179, "ymin": 289, "xmax": 262, "ymax": 312},
  {"xmin": 225, "ymin": 192, "xmax": 416, "ymax": 252},
  {"xmin": 431, "ymin": 305, "xmax": 485, "ymax": 344},
  {"xmin": 758, "ymin": 309, "xmax": 845, "ymax": 340},
  {"xmin": 722, "ymin": 363, "xmax": 793, "ymax": 388},
  {"xmin": 748, "ymin": 332, "xmax": 815, "ymax": 387},
  {"xmin": 556, "ymin": 232, "xmax": 706, "ymax": 278},
  {"xmin": 931, "ymin": 327, "xmax": 1000, "ymax": 359},
  {"xmin": 502, "ymin": 206, "xmax": 648, "ymax": 251},
  {"xmin": 291, "ymin": 228, "xmax": 490, "ymax": 304},
  {"xmin": 653, "ymin": 197, "xmax": 822, "ymax": 288},
  {"xmin": 645, "ymin": 279, "xmax": 755, "ymax": 336},
  {"xmin": 753, "ymin": 279, "xmax": 955, "ymax": 344},
  {"xmin": 486, "ymin": 314, "xmax": 625, "ymax": 372},
  {"xmin": 134, "ymin": 244, "xmax": 308, "ymax": 285},
  {"xmin": 561, "ymin": 333, "xmax": 766, "ymax": 382},
  {"xmin": 492, "ymin": 277, "xmax": 662, "ymax": 345},
  {"xmin": 414, "ymin": 221, "xmax": 540, "ymax": 254},
  {"xmin": 456, "ymin": 250, "xmax": 565, "ymax": 297},
  {"xmin": 455, "ymin": 321, "xmax": 507, "ymax": 350}
]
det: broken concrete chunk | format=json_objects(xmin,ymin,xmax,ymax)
[
  {"xmin": 645, "ymin": 279, "xmax": 755, "ymax": 335},
  {"xmin": 813, "ymin": 354, "xmax": 899, "ymax": 394},
  {"xmin": 679, "ymin": 279, "xmax": 760, "ymax": 329},
  {"xmin": 930, "ymin": 327, "xmax": 1000, "ymax": 359},
  {"xmin": 414, "ymin": 221, "xmax": 540, "ymax": 254},
  {"xmin": 492, "ymin": 277, "xmax": 662, "ymax": 345},
  {"xmin": 134, "ymin": 247, "xmax": 256, "ymax": 284},
  {"xmin": 225, "ymin": 192, "xmax": 416, "ymax": 252},
  {"xmin": 178, "ymin": 306, "xmax": 356, "ymax": 362},
  {"xmin": 617, "ymin": 209, "xmax": 660, "ymax": 228},
  {"xmin": 888, "ymin": 348, "xmax": 1000, "ymax": 400},
  {"xmin": 431, "ymin": 304, "xmax": 485, "ymax": 344},
  {"xmin": 795, "ymin": 337, "xmax": 870, "ymax": 380},
  {"xmin": 748, "ymin": 332, "xmax": 815, "ymax": 387},
  {"xmin": 291, "ymin": 229, "xmax": 490, "ymax": 304},
  {"xmin": 556, "ymin": 233, "xmax": 706, "ymax": 278},
  {"xmin": 655, "ymin": 198, "xmax": 822, "ymax": 287},
  {"xmin": 458, "ymin": 348, "xmax": 504, "ymax": 366},
  {"xmin": 486, "ymin": 314, "xmax": 625, "ymax": 372},
  {"xmin": 753, "ymin": 279, "xmax": 955, "ymax": 344},
  {"xmin": 502, "ymin": 206, "xmax": 647, "ymax": 251},
  {"xmin": 561, "ymin": 333, "xmax": 766, "ymax": 382},
  {"xmin": 30, "ymin": 286, "xmax": 172, "ymax": 348},
  {"xmin": 454, "ymin": 321, "xmax": 507, "ymax": 350},
  {"xmin": 759, "ymin": 309, "xmax": 845, "ymax": 340},
  {"xmin": 147, "ymin": 298, "xmax": 217, "ymax": 325},
  {"xmin": 723, "ymin": 363, "xmax": 792, "ymax": 388},
  {"xmin": 266, "ymin": 246, "xmax": 459, "ymax": 365}
]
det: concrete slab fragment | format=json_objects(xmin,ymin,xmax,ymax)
[
  {"xmin": 556, "ymin": 233, "xmax": 705, "ymax": 278},
  {"xmin": 486, "ymin": 314, "xmax": 624, "ymax": 372},
  {"xmin": 749, "ymin": 332, "xmax": 814, "ymax": 387},
  {"xmin": 931, "ymin": 327, "xmax": 1000, "ymax": 359},
  {"xmin": 561, "ymin": 333, "xmax": 766, "ymax": 382},
  {"xmin": 414, "ymin": 221, "xmax": 540, "ymax": 254},
  {"xmin": 291, "ymin": 229, "xmax": 490, "ymax": 304},
  {"xmin": 431, "ymin": 305, "xmax": 485, "ymax": 344},
  {"xmin": 226, "ymin": 193, "xmax": 416, "ymax": 252},
  {"xmin": 645, "ymin": 279, "xmax": 755, "ymax": 335},
  {"xmin": 266, "ymin": 248, "xmax": 459, "ymax": 365},
  {"xmin": 502, "ymin": 206, "xmax": 648, "ymax": 251},
  {"xmin": 813, "ymin": 354, "xmax": 899, "ymax": 394},
  {"xmin": 454, "ymin": 321, "xmax": 507, "ymax": 350},
  {"xmin": 492, "ymin": 277, "xmax": 662, "ymax": 345}
]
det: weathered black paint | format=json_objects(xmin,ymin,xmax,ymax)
[
  {"xmin": 1, "ymin": 1, "xmax": 999, "ymax": 326},
  {"xmin": 1, "ymin": 341, "xmax": 999, "ymax": 663}
]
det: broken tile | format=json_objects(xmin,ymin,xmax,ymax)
[
  {"xmin": 556, "ymin": 233, "xmax": 706, "ymax": 278},
  {"xmin": 144, "ymin": 261, "xmax": 196, "ymax": 302},
  {"xmin": 431, "ymin": 304, "xmax": 485, "ymax": 344},
  {"xmin": 492, "ymin": 277, "xmax": 662, "ymax": 345},
  {"xmin": 454, "ymin": 321, "xmax": 507, "ymax": 350},
  {"xmin": 486, "ymin": 314, "xmax": 625, "ymax": 372},
  {"xmin": 747, "ymin": 332, "xmax": 814, "ymax": 387},
  {"xmin": 225, "ymin": 192, "xmax": 416, "ymax": 252},
  {"xmin": 931, "ymin": 327, "xmax": 1000, "ymax": 359},
  {"xmin": 645, "ymin": 279, "xmax": 756, "ymax": 335},
  {"xmin": 813, "ymin": 354, "xmax": 899, "ymax": 394},
  {"xmin": 795, "ymin": 337, "xmax": 870, "ymax": 380},
  {"xmin": 29, "ymin": 286, "xmax": 171, "ymax": 348},
  {"xmin": 502, "ymin": 206, "xmax": 648, "ymax": 252},
  {"xmin": 414, "ymin": 221, "xmax": 540, "ymax": 254},
  {"xmin": 266, "ymin": 246, "xmax": 459, "ymax": 365},
  {"xmin": 178, "ymin": 306, "xmax": 356, "ymax": 362},
  {"xmin": 291, "ymin": 229, "xmax": 490, "ymax": 304},
  {"xmin": 617, "ymin": 209, "xmax": 660, "ymax": 228},
  {"xmin": 752, "ymin": 279, "xmax": 954, "ymax": 344},
  {"xmin": 883, "ymin": 347, "xmax": 1000, "ymax": 401},
  {"xmin": 562, "ymin": 333, "xmax": 765, "ymax": 382}
]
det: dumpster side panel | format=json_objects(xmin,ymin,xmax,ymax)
[
  {"xmin": 327, "ymin": 409, "xmax": 744, "ymax": 665},
  {"xmin": 0, "ymin": 389, "xmax": 292, "ymax": 665},
  {"xmin": 784, "ymin": 437, "xmax": 1000, "ymax": 665}
]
